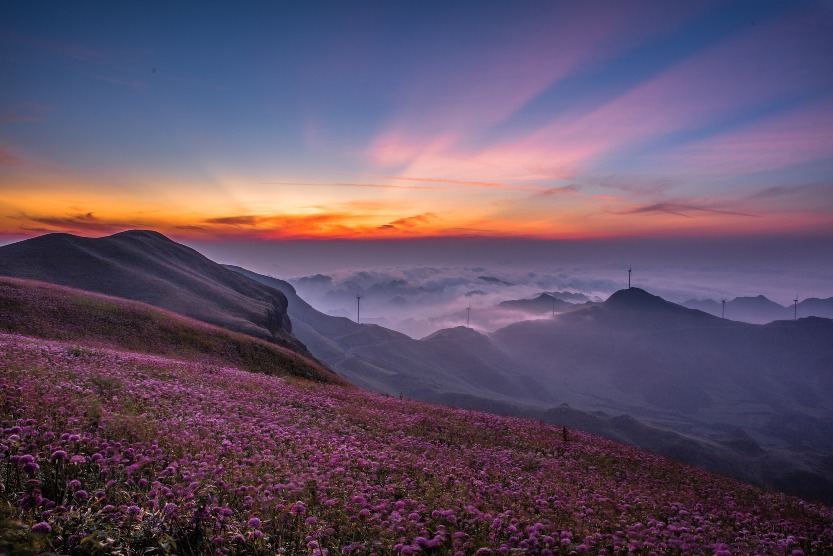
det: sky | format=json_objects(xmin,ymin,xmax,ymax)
[
  {"xmin": 2, "ymin": 1, "xmax": 832, "ymax": 243},
  {"xmin": 2, "ymin": 1, "xmax": 833, "ymax": 314}
]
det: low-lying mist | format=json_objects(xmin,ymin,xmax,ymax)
[{"xmin": 287, "ymin": 262, "xmax": 833, "ymax": 338}]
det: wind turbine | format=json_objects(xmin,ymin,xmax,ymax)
[
  {"xmin": 721, "ymin": 298, "xmax": 726, "ymax": 319},
  {"xmin": 466, "ymin": 305, "xmax": 471, "ymax": 328},
  {"xmin": 628, "ymin": 267, "xmax": 632, "ymax": 289},
  {"xmin": 794, "ymin": 295, "xmax": 798, "ymax": 320},
  {"xmin": 356, "ymin": 295, "xmax": 362, "ymax": 324}
]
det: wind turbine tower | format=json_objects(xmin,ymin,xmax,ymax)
[
  {"xmin": 356, "ymin": 295, "xmax": 362, "ymax": 324},
  {"xmin": 628, "ymin": 268, "xmax": 632, "ymax": 289},
  {"xmin": 721, "ymin": 298, "xmax": 726, "ymax": 319},
  {"xmin": 794, "ymin": 295, "xmax": 798, "ymax": 320},
  {"xmin": 466, "ymin": 306, "xmax": 471, "ymax": 328}
]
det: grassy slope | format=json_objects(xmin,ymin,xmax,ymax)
[
  {"xmin": 0, "ymin": 230, "xmax": 311, "ymax": 357},
  {"xmin": 0, "ymin": 276, "xmax": 346, "ymax": 386},
  {"xmin": 1, "ymin": 333, "xmax": 831, "ymax": 555}
]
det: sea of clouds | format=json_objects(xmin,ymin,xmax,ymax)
[{"xmin": 287, "ymin": 262, "xmax": 833, "ymax": 338}]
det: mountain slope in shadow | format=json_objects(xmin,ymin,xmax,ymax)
[
  {"xmin": 491, "ymin": 287, "xmax": 833, "ymax": 502},
  {"xmin": 0, "ymin": 230, "xmax": 310, "ymax": 357},
  {"xmin": 498, "ymin": 293, "xmax": 576, "ymax": 314},
  {"xmin": 226, "ymin": 265, "xmax": 549, "ymax": 404},
  {"xmin": 683, "ymin": 295, "xmax": 833, "ymax": 323},
  {"xmin": 493, "ymin": 288, "xmax": 833, "ymax": 420},
  {"xmin": 0, "ymin": 276, "xmax": 342, "ymax": 384},
  {"xmin": 229, "ymin": 268, "xmax": 833, "ymax": 503}
]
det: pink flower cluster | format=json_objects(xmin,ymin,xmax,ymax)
[{"xmin": 1, "ymin": 333, "xmax": 831, "ymax": 554}]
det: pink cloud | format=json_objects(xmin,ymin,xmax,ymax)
[
  {"xmin": 0, "ymin": 102, "xmax": 52, "ymax": 124},
  {"xmin": 0, "ymin": 145, "xmax": 20, "ymax": 165},
  {"xmin": 367, "ymin": 132, "xmax": 459, "ymax": 169},
  {"xmin": 261, "ymin": 181, "xmax": 450, "ymax": 191},
  {"xmin": 544, "ymin": 10, "xmax": 833, "ymax": 157},
  {"xmin": 364, "ymin": 4, "xmax": 708, "ymax": 183},
  {"xmin": 660, "ymin": 98, "xmax": 833, "ymax": 177},
  {"xmin": 375, "ymin": 8, "xmax": 833, "ymax": 191},
  {"xmin": 0, "ymin": 114, "xmax": 42, "ymax": 123},
  {"xmin": 380, "ymin": 4, "xmax": 705, "ymax": 137}
]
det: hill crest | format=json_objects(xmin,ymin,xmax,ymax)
[
  {"xmin": 0, "ymin": 230, "xmax": 311, "ymax": 357},
  {"xmin": 0, "ymin": 276, "xmax": 343, "ymax": 385}
]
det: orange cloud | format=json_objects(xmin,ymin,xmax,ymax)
[
  {"xmin": 385, "ymin": 212, "xmax": 438, "ymax": 229},
  {"xmin": 8, "ymin": 210, "xmax": 164, "ymax": 236},
  {"xmin": 193, "ymin": 211, "xmax": 430, "ymax": 240},
  {"xmin": 383, "ymin": 175, "xmax": 545, "ymax": 191},
  {"xmin": 204, "ymin": 215, "xmax": 260, "ymax": 226}
]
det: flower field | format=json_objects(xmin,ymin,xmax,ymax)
[{"xmin": 1, "ymin": 333, "xmax": 832, "ymax": 555}]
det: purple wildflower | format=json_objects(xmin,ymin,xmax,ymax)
[{"xmin": 30, "ymin": 521, "xmax": 51, "ymax": 534}]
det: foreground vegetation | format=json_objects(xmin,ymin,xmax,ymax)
[
  {"xmin": 1, "ymin": 332, "xmax": 831, "ymax": 555},
  {"xmin": 0, "ymin": 277, "xmax": 342, "ymax": 385}
]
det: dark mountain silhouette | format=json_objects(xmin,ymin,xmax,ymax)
[
  {"xmin": 478, "ymin": 275, "xmax": 513, "ymax": 286},
  {"xmin": 549, "ymin": 290, "xmax": 593, "ymax": 303},
  {"xmin": 226, "ymin": 265, "xmax": 549, "ymax": 404},
  {"xmin": 494, "ymin": 289, "xmax": 833, "ymax": 416},
  {"xmin": 294, "ymin": 273, "xmax": 334, "ymax": 287},
  {"xmin": 491, "ymin": 288, "xmax": 833, "ymax": 502},
  {"xmin": 796, "ymin": 297, "xmax": 833, "ymax": 319},
  {"xmin": 606, "ymin": 287, "xmax": 718, "ymax": 315},
  {"xmin": 682, "ymin": 298, "xmax": 723, "ymax": 316},
  {"xmin": 685, "ymin": 295, "xmax": 833, "ymax": 323},
  {"xmin": 498, "ymin": 293, "xmax": 575, "ymax": 314},
  {"xmin": 0, "ymin": 230, "xmax": 310, "ymax": 357},
  {"xmin": 726, "ymin": 295, "xmax": 790, "ymax": 323}
]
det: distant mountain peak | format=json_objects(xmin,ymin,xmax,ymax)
[
  {"xmin": 478, "ymin": 276, "xmax": 513, "ymax": 286},
  {"xmin": 731, "ymin": 295, "xmax": 782, "ymax": 307},
  {"xmin": 109, "ymin": 229, "xmax": 173, "ymax": 242},
  {"xmin": 605, "ymin": 287, "xmax": 671, "ymax": 308},
  {"xmin": 422, "ymin": 326, "xmax": 486, "ymax": 342}
]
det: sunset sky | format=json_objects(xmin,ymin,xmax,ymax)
[{"xmin": 2, "ymin": 1, "xmax": 833, "ymax": 245}]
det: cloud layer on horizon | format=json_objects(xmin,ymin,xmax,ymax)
[{"xmin": 2, "ymin": 2, "xmax": 832, "ymax": 241}]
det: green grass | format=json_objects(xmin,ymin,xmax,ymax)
[{"xmin": 0, "ymin": 276, "xmax": 346, "ymax": 386}]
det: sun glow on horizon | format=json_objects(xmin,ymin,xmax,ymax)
[{"xmin": 1, "ymin": 2, "xmax": 832, "ymax": 243}]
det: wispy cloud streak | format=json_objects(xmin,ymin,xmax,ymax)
[
  {"xmin": 261, "ymin": 181, "xmax": 450, "ymax": 191},
  {"xmin": 618, "ymin": 202, "xmax": 759, "ymax": 219}
]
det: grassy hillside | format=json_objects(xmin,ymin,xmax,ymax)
[
  {"xmin": 0, "ymin": 277, "xmax": 344, "ymax": 385},
  {"xmin": 1, "ymin": 333, "xmax": 831, "ymax": 554},
  {"xmin": 0, "ymin": 230, "xmax": 311, "ymax": 357}
]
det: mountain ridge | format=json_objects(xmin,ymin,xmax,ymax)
[
  {"xmin": 0, "ymin": 230, "xmax": 312, "ymax": 358},
  {"xmin": 0, "ymin": 276, "xmax": 342, "ymax": 384},
  {"xmin": 683, "ymin": 294, "xmax": 833, "ymax": 323}
]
